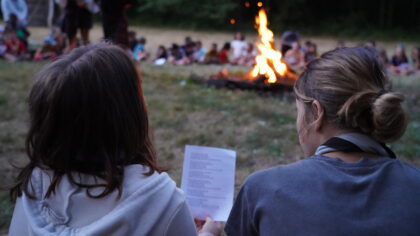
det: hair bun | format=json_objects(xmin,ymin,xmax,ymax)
[
  {"xmin": 371, "ymin": 92, "xmax": 408, "ymax": 143},
  {"xmin": 337, "ymin": 90, "xmax": 408, "ymax": 143},
  {"xmin": 337, "ymin": 90, "xmax": 377, "ymax": 134}
]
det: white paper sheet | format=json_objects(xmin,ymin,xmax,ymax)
[{"xmin": 181, "ymin": 145, "xmax": 236, "ymax": 221}]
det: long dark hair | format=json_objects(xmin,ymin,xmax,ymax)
[{"xmin": 11, "ymin": 43, "xmax": 159, "ymax": 201}]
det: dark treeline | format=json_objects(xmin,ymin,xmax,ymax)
[
  {"xmin": 263, "ymin": 0, "xmax": 420, "ymax": 31},
  {"xmin": 133, "ymin": 0, "xmax": 420, "ymax": 39}
]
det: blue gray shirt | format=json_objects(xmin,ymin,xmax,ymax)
[{"xmin": 225, "ymin": 156, "xmax": 420, "ymax": 236}]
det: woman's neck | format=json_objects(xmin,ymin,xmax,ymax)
[{"xmin": 314, "ymin": 125, "xmax": 382, "ymax": 162}]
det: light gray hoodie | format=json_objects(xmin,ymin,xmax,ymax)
[{"xmin": 9, "ymin": 165, "xmax": 197, "ymax": 236}]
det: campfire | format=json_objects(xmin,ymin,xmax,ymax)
[
  {"xmin": 247, "ymin": 8, "xmax": 297, "ymax": 85},
  {"xmin": 192, "ymin": 8, "xmax": 298, "ymax": 94}
]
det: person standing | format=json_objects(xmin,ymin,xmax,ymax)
[
  {"xmin": 1, "ymin": 0, "xmax": 28, "ymax": 26},
  {"xmin": 62, "ymin": 0, "xmax": 99, "ymax": 52},
  {"xmin": 100, "ymin": 0, "xmax": 135, "ymax": 48}
]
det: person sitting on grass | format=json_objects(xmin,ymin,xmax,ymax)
[
  {"xmin": 377, "ymin": 48, "xmax": 390, "ymax": 68},
  {"xmin": 128, "ymin": 30, "xmax": 138, "ymax": 51},
  {"xmin": 230, "ymin": 32, "xmax": 247, "ymax": 65},
  {"xmin": 205, "ymin": 43, "xmax": 219, "ymax": 64},
  {"xmin": 390, "ymin": 44, "xmax": 409, "ymax": 75},
  {"xmin": 280, "ymin": 30, "xmax": 300, "ymax": 56},
  {"xmin": 218, "ymin": 42, "xmax": 230, "ymax": 64},
  {"xmin": 8, "ymin": 43, "xmax": 223, "ymax": 236},
  {"xmin": 409, "ymin": 47, "xmax": 420, "ymax": 75},
  {"xmin": 168, "ymin": 43, "xmax": 189, "ymax": 65},
  {"xmin": 225, "ymin": 47, "xmax": 420, "ymax": 235},
  {"xmin": 154, "ymin": 45, "xmax": 168, "ymax": 65},
  {"xmin": 2, "ymin": 28, "xmax": 27, "ymax": 62},
  {"xmin": 33, "ymin": 26, "xmax": 66, "ymax": 61},
  {"xmin": 185, "ymin": 41, "xmax": 197, "ymax": 64},
  {"xmin": 237, "ymin": 42, "xmax": 257, "ymax": 66},
  {"xmin": 132, "ymin": 37, "xmax": 149, "ymax": 62},
  {"xmin": 284, "ymin": 41, "xmax": 305, "ymax": 72},
  {"xmin": 304, "ymin": 41, "xmax": 318, "ymax": 64},
  {"xmin": 192, "ymin": 41, "xmax": 206, "ymax": 64},
  {"xmin": 5, "ymin": 13, "xmax": 30, "ymax": 47},
  {"xmin": 182, "ymin": 36, "xmax": 195, "ymax": 59}
]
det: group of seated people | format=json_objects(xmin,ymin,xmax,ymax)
[
  {"xmin": 380, "ymin": 44, "xmax": 420, "ymax": 76},
  {"xmin": 0, "ymin": 13, "xmax": 67, "ymax": 62},
  {"xmin": 129, "ymin": 31, "xmax": 318, "ymax": 70},
  {"xmin": 1, "ymin": 18, "xmax": 420, "ymax": 77},
  {"xmin": 128, "ymin": 30, "xmax": 420, "ymax": 77},
  {"xmin": 127, "ymin": 31, "xmax": 420, "ymax": 76},
  {"xmin": 336, "ymin": 40, "xmax": 420, "ymax": 76},
  {"xmin": 129, "ymin": 32, "xmax": 259, "ymax": 66}
]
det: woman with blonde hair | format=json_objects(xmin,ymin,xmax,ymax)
[{"xmin": 226, "ymin": 47, "xmax": 420, "ymax": 235}]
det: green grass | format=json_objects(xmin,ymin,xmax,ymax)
[{"xmin": 0, "ymin": 61, "xmax": 419, "ymax": 233}]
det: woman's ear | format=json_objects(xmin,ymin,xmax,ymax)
[{"xmin": 311, "ymin": 100, "xmax": 324, "ymax": 131}]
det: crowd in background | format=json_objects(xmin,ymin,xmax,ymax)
[
  {"xmin": 0, "ymin": 0, "xmax": 133, "ymax": 61},
  {"xmin": 128, "ymin": 31, "xmax": 317, "ymax": 70},
  {"xmin": 131, "ymin": 32, "xmax": 258, "ymax": 67},
  {"xmin": 1, "ymin": 0, "xmax": 420, "ymax": 76},
  {"xmin": 132, "ymin": 31, "xmax": 420, "ymax": 76},
  {"xmin": 378, "ymin": 44, "xmax": 420, "ymax": 76}
]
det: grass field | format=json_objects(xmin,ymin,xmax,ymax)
[
  {"xmin": 0, "ymin": 27, "xmax": 420, "ymax": 232},
  {"xmin": 1, "ymin": 60, "xmax": 420, "ymax": 232}
]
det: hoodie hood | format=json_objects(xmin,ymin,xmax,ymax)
[{"xmin": 10, "ymin": 165, "xmax": 185, "ymax": 236}]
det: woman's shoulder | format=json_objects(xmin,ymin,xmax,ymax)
[
  {"xmin": 242, "ymin": 159, "xmax": 314, "ymax": 190},
  {"xmin": 244, "ymin": 157, "xmax": 420, "ymax": 187},
  {"xmin": 122, "ymin": 165, "xmax": 181, "ymax": 196},
  {"xmin": 391, "ymin": 159, "xmax": 420, "ymax": 179},
  {"xmin": 30, "ymin": 165, "xmax": 185, "ymax": 203}
]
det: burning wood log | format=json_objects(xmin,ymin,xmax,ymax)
[
  {"xmin": 190, "ymin": 8, "xmax": 298, "ymax": 96},
  {"xmin": 190, "ymin": 74, "xmax": 295, "ymax": 96}
]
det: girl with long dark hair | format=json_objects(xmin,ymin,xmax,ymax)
[{"xmin": 9, "ymin": 43, "xmax": 222, "ymax": 236}]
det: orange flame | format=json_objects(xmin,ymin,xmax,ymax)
[{"xmin": 249, "ymin": 9, "xmax": 288, "ymax": 83}]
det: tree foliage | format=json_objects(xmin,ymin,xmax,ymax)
[
  {"xmin": 135, "ymin": 0, "xmax": 239, "ymax": 28},
  {"xmin": 133, "ymin": 0, "xmax": 420, "ymax": 38}
]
